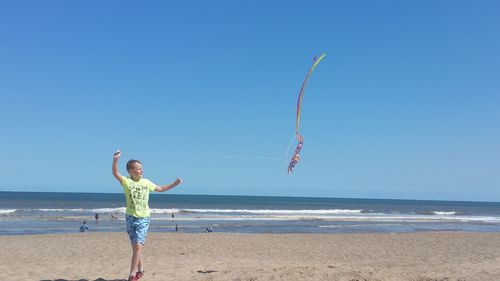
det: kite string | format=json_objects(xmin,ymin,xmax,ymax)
[
  {"xmin": 125, "ymin": 151, "xmax": 283, "ymax": 161},
  {"xmin": 284, "ymin": 133, "xmax": 297, "ymax": 166}
]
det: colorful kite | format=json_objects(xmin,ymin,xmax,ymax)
[{"xmin": 287, "ymin": 53, "xmax": 326, "ymax": 173}]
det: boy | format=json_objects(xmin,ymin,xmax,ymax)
[{"xmin": 112, "ymin": 150, "xmax": 182, "ymax": 281}]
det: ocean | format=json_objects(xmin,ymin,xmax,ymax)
[{"xmin": 1, "ymin": 191, "xmax": 500, "ymax": 235}]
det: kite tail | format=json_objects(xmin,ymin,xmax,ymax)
[
  {"xmin": 287, "ymin": 52, "xmax": 326, "ymax": 174},
  {"xmin": 287, "ymin": 134, "xmax": 304, "ymax": 174}
]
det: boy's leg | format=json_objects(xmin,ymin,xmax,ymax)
[
  {"xmin": 138, "ymin": 251, "xmax": 144, "ymax": 272},
  {"xmin": 136, "ymin": 217, "xmax": 149, "ymax": 274},
  {"xmin": 126, "ymin": 215, "xmax": 149, "ymax": 278},
  {"xmin": 130, "ymin": 242, "xmax": 143, "ymax": 277},
  {"xmin": 135, "ymin": 242, "xmax": 144, "ymax": 272}
]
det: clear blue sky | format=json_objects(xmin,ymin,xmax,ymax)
[{"xmin": 1, "ymin": 0, "xmax": 499, "ymax": 201}]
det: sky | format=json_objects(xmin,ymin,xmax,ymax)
[{"xmin": 0, "ymin": 0, "xmax": 499, "ymax": 201}]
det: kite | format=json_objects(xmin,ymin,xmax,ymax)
[{"xmin": 287, "ymin": 53, "xmax": 326, "ymax": 173}]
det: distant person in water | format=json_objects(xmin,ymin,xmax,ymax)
[
  {"xmin": 95, "ymin": 213, "xmax": 99, "ymax": 222},
  {"xmin": 112, "ymin": 149, "xmax": 182, "ymax": 281},
  {"xmin": 79, "ymin": 221, "xmax": 89, "ymax": 232}
]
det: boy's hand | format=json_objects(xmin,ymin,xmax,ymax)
[
  {"xmin": 175, "ymin": 178, "xmax": 182, "ymax": 185},
  {"xmin": 112, "ymin": 149, "xmax": 123, "ymax": 184}
]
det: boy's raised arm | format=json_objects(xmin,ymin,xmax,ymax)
[
  {"xmin": 155, "ymin": 178, "xmax": 182, "ymax": 192},
  {"xmin": 112, "ymin": 150, "xmax": 123, "ymax": 184}
]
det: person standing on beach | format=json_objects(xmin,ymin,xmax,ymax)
[{"xmin": 112, "ymin": 149, "xmax": 182, "ymax": 281}]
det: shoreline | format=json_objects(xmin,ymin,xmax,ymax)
[{"xmin": 2, "ymin": 232, "xmax": 500, "ymax": 280}]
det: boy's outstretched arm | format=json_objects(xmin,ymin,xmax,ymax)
[
  {"xmin": 112, "ymin": 150, "xmax": 123, "ymax": 184},
  {"xmin": 155, "ymin": 178, "xmax": 182, "ymax": 192}
]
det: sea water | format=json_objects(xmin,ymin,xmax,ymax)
[{"xmin": 1, "ymin": 191, "xmax": 500, "ymax": 235}]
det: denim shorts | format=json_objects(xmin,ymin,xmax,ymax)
[{"xmin": 126, "ymin": 214, "xmax": 150, "ymax": 245}]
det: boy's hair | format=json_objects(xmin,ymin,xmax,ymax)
[{"xmin": 126, "ymin": 159, "xmax": 142, "ymax": 172}]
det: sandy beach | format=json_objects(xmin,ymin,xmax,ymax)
[{"xmin": 1, "ymin": 232, "xmax": 500, "ymax": 281}]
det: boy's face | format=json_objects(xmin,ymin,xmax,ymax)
[{"xmin": 128, "ymin": 163, "xmax": 143, "ymax": 180}]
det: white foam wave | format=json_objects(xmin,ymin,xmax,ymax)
[
  {"xmin": 39, "ymin": 209, "xmax": 80, "ymax": 212},
  {"xmin": 313, "ymin": 214, "xmax": 500, "ymax": 223},
  {"xmin": 150, "ymin": 208, "xmax": 180, "ymax": 214},
  {"xmin": 88, "ymin": 208, "xmax": 126, "ymax": 213},
  {"xmin": 433, "ymin": 211, "xmax": 456, "ymax": 215},
  {"xmin": 180, "ymin": 209, "xmax": 364, "ymax": 215},
  {"xmin": 15, "ymin": 208, "xmax": 500, "ymax": 224},
  {"xmin": 0, "ymin": 209, "xmax": 16, "ymax": 214},
  {"xmin": 38, "ymin": 208, "xmax": 126, "ymax": 213},
  {"xmin": 166, "ymin": 213, "xmax": 500, "ymax": 223},
  {"xmin": 33, "ymin": 208, "xmax": 363, "ymax": 215}
]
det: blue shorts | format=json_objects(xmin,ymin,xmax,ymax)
[{"xmin": 126, "ymin": 214, "xmax": 150, "ymax": 245}]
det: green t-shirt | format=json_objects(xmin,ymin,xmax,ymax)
[{"xmin": 121, "ymin": 176, "xmax": 157, "ymax": 218}]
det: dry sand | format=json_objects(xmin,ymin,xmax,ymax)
[{"xmin": 1, "ymin": 232, "xmax": 500, "ymax": 281}]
